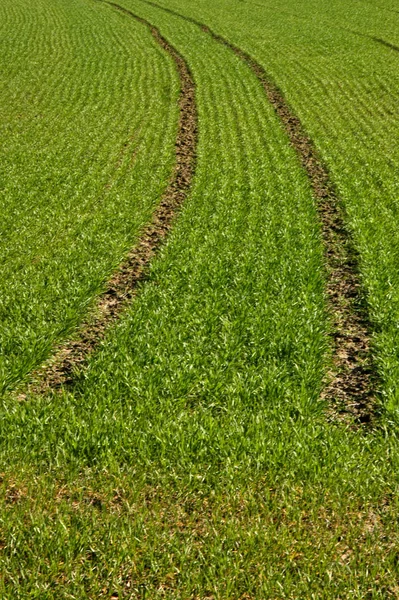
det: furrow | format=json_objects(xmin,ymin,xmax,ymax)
[
  {"xmin": 18, "ymin": 4, "xmax": 197, "ymax": 396},
  {"xmin": 135, "ymin": 0, "xmax": 377, "ymax": 422}
]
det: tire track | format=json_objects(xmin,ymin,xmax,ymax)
[
  {"xmin": 18, "ymin": 3, "xmax": 197, "ymax": 397},
  {"xmin": 370, "ymin": 36, "xmax": 399, "ymax": 53},
  {"xmin": 342, "ymin": 26, "xmax": 399, "ymax": 54},
  {"xmin": 134, "ymin": 0, "xmax": 377, "ymax": 423}
]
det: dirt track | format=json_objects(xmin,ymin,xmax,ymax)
[
  {"xmin": 224, "ymin": 40, "xmax": 376, "ymax": 423},
  {"xmin": 18, "ymin": 3, "xmax": 197, "ymax": 396}
]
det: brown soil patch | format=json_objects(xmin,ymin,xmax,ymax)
[
  {"xmin": 17, "ymin": 2, "xmax": 197, "ymax": 397},
  {"xmin": 137, "ymin": 0, "xmax": 377, "ymax": 423}
]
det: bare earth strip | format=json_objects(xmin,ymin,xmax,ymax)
[
  {"xmin": 223, "ymin": 41, "xmax": 377, "ymax": 424},
  {"xmin": 137, "ymin": 0, "xmax": 377, "ymax": 423},
  {"xmin": 18, "ymin": 4, "xmax": 197, "ymax": 397}
]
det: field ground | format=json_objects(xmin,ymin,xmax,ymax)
[{"xmin": 1, "ymin": 0, "xmax": 399, "ymax": 597}]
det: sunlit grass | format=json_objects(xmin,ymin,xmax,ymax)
[{"xmin": 1, "ymin": 0, "xmax": 399, "ymax": 596}]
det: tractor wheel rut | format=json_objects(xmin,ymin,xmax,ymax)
[
  {"xmin": 18, "ymin": 2, "xmax": 197, "ymax": 397},
  {"xmin": 135, "ymin": 0, "xmax": 377, "ymax": 423}
]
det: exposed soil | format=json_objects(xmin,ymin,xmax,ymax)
[
  {"xmin": 137, "ymin": 0, "xmax": 377, "ymax": 424},
  {"xmin": 18, "ymin": 2, "xmax": 197, "ymax": 397},
  {"xmin": 220, "ymin": 44, "xmax": 377, "ymax": 425}
]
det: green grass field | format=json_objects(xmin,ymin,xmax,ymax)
[{"xmin": 1, "ymin": 0, "xmax": 399, "ymax": 597}]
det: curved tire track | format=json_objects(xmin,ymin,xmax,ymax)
[
  {"xmin": 342, "ymin": 26, "xmax": 399, "ymax": 54},
  {"xmin": 18, "ymin": 3, "xmax": 197, "ymax": 396},
  {"xmin": 369, "ymin": 36, "xmax": 399, "ymax": 54},
  {"xmin": 134, "ymin": 0, "xmax": 377, "ymax": 422}
]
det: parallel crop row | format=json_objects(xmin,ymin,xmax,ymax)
[{"xmin": 0, "ymin": 6, "xmax": 335, "ymax": 591}]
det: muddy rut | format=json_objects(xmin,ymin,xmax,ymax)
[
  {"xmin": 18, "ymin": 3, "xmax": 197, "ymax": 397},
  {"xmin": 136, "ymin": 0, "xmax": 377, "ymax": 423}
]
